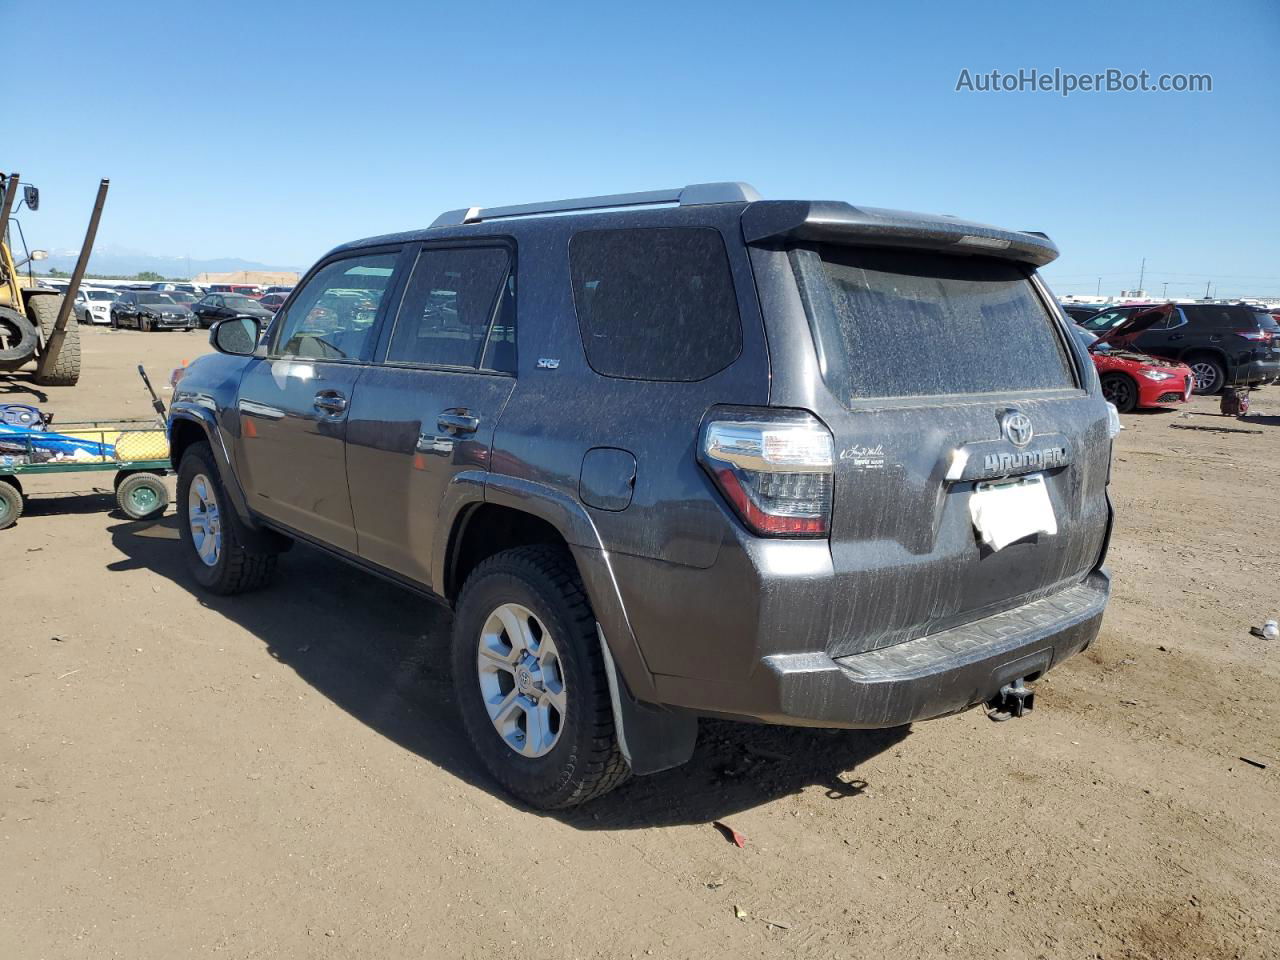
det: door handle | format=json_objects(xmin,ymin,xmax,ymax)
[
  {"xmin": 437, "ymin": 411, "xmax": 480, "ymax": 434},
  {"xmin": 314, "ymin": 391, "xmax": 348, "ymax": 414}
]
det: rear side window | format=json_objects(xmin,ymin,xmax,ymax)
[
  {"xmin": 387, "ymin": 245, "xmax": 512, "ymax": 370},
  {"xmin": 793, "ymin": 246, "xmax": 1075, "ymax": 401},
  {"xmin": 1183, "ymin": 304, "xmax": 1256, "ymax": 329},
  {"xmin": 569, "ymin": 227, "xmax": 741, "ymax": 381}
]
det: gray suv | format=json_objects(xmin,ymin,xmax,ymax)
[{"xmin": 167, "ymin": 182, "xmax": 1117, "ymax": 808}]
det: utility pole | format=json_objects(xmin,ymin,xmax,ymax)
[
  {"xmin": 1204, "ymin": 281, "xmax": 1211, "ymax": 299},
  {"xmin": 1137, "ymin": 257, "xmax": 1146, "ymax": 294},
  {"xmin": 1162, "ymin": 282, "xmax": 1168, "ymax": 298},
  {"xmin": 1096, "ymin": 277, "xmax": 1102, "ymax": 297}
]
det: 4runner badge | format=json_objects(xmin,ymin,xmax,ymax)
[
  {"xmin": 1001, "ymin": 411, "xmax": 1034, "ymax": 447},
  {"xmin": 536, "ymin": 358, "xmax": 560, "ymax": 370}
]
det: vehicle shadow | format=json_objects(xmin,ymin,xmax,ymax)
[
  {"xmin": 106, "ymin": 515, "xmax": 907, "ymax": 827},
  {"xmin": 0, "ymin": 375, "xmax": 49, "ymax": 404}
]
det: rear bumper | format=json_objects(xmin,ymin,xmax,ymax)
[
  {"xmin": 1237, "ymin": 359, "xmax": 1280, "ymax": 384},
  {"xmin": 652, "ymin": 570, "xmax": 1109, "ymax": 729}
]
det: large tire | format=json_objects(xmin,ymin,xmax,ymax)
[
  {"xmin": 0, "ymin": 480, "xmax": 22, "ymax": 530},
  {"xmin": 28, "ymin": 295, "xmax": 82, "ymax": 386},
  {"xmin": 116, "ymin": 471, "xmax": 168, "ymax": 521},
  {"xmin": 1100, "ymin": 373, "xmax": 1138, "ymax": 413},
  {"xmin": 176, "ymin": 441, "xmax": 277, "ymax": 594},
  {"xmin": 1187, "ymin": 355, "xmax": 1225, "ymax": 395},
  {"xmin": 451, "ymin": 545, "xmax": 630, "ymax": 809},
  {"xmin": 0, "ymin": 306, "xmax": 38, "ymax": 363}
]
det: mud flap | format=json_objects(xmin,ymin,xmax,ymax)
[{"xmin": 598, "ymin": 625, "xmax": 697, "ymax": 776}]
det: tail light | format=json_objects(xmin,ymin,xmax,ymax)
[
  {"xmin": 1236, "ymin": 329, "xmax": 1272, "ymax": 341},
  {"xmin": 698, "ymin": 410, "xmax": 834, "ymax": 537}
]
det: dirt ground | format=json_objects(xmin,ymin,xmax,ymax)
[{"xmin": 3, "ymin": 325, "xmax": 1277, "ymax": 960}]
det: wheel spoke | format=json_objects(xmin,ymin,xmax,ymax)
[
  {"xmin": 522, "ymin": 700, "xmax": 552, "ymax": 756},
  {"xmin": 495, "ymin": 605, "xmax": 530, "ymax": 656}
]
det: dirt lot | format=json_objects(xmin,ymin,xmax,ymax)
[{"xmin": 3, "ymin": 325, "xmax": 1278, "ymax": 959}]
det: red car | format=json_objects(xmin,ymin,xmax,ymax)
[
  {"xmin": 258, "ymin": 292, "xmax": 289, "ymax": 313},
  {"xmin": 1071, "ymin": 304, "xmax": 1194, "ymax": 412}
]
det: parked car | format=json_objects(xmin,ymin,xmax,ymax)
[
  {"xmin": 74, "ymin": 286, "xmax": 118, "ymax": 325},
  {"xmin": 1061, "ymin": 303, "xmax": 1108, "ymax": 324},
  {"xmin": 207, "ymin": 283, "xmax": 262, "ymax": 298},
  {"xmin": 263, "ymin": 285, "xmax": 295, "ymax": 295},
  {"xmin": 190, "ymin": 293, "xmax": 274, "ymax": 328},
  {"xmin": 168, "ymin": 181, "xmax": 1117, "ymax": 809},
  {"xmin": 151, "ymin": 282, "xmax": 205, "ymax": 296},
  {"xmin": 110, "ymin": 291, "xmax": 196, "ymax": 331},
  {"xmin": 1080, "ymin": 302, "xmax": 1280, "ymax": 393},
  {"xmin": 166, "ymin": 291, "xmax": 199, "ymax": 307},
  {"xmin": 258, "ymin": 292, "xmax": 289, "ymax": 313},
  {"xmin": 1069, "ymin": 306, "xmax": 1194, "ymax": 412}
]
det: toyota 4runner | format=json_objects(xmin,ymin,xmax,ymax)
[{"xmin": 168, "ymin": 182, "xmax": 1117, "ymax": 808}]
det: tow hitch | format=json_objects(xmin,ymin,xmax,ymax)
[{"xmin": 986, "ymin": 677, "xmax": 1035, "ymax": 722}]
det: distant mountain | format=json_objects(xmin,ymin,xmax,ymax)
[{"xmin": 38, "ymin": 246, "xmax": 303, "ymax": 280}]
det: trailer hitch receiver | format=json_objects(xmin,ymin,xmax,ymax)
[{"xmin": 986, "ymin": 677, "xmax": 1035, "ymax": 722}]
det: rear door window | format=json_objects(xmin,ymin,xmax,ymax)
[
  {"xmin": 569, "ymin": 227, "xmax": 741, "ymax": 381},
  {"xmin": 792, "ymin": 246, "xmax": 1075, "ymax": 401},
  {"xmin": 385, "ymin": 245, "xmax": 514, "ymax": 371}
]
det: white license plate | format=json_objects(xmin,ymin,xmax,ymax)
[{"xmin": 969, "ymin": 473, "xmax": 1057, "ymax": 551}]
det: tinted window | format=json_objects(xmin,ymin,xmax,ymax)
[
  {"xmin": 1183, "ymin": 304, "xmax": 1256, "ymax": 329},
  {"xmin": 272, "ymin": 252, "xmax": 398, "ymax": 360},
  {"xmin": 386, "ymin": 246, "xmax": 512, "ymax": 370},
  {"xmin": 569, "ymin": 227, "xmax": 741, "ymax": 381},
  {"xmin": 794, "ymin": 246, "xmax": 1075, "ymax": 401}
]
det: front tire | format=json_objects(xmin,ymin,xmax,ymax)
[
  {"xmin": 176, "ymin": 441, "xmax": 277, "ymax": 594},
  {"xmin": 28, "ymin": 295, "xmax": 82, "ymax": 386},
  {"xmin": 1100, "ymin": 373, "xmax": 1138, "ymax": 413},
  {"xmin": 451, "ymin": 545, "xmax": 629, "ymax": 809}
]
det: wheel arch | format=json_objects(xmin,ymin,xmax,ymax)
[{"xmin": 440, "ymin": 474, "xmax": 696, "ymax": 775}]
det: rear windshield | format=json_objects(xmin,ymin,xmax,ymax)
[{"xmin": 792, "ymin": 246, "xmax": 1075, "ymax": 401}]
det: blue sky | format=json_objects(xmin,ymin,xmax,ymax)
[{"xmin": 10, "ymin": 0, "xmax": 1278, "ymax": 296}]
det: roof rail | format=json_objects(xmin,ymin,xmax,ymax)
[{"xmin": 430, "ymin": 181, "xmax": 761, "ymax": 228}]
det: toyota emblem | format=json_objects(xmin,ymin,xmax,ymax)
[{"xmin": 1001, "ymin": 411, "xmax": 1034, "ymax": 447}]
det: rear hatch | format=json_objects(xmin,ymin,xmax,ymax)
[{"xmin": 748, "ymin": 208, "xmax": 1111, "ymax": 658}]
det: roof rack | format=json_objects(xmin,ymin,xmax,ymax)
[{"xmin": 430, "ymin": 181, "xmax": 761, "ymax": 228}]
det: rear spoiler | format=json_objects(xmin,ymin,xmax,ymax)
[{"xmin": 740, "ymin": 201, "xmax": 1059, "ymax": 267}]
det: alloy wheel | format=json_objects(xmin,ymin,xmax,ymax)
[
  {"xmin": 476, "ymin": 603, "xmax": 567, "ymax": 758},
  {"xmin": 1190, "ymin": 361, "xmax": 1221, "ymax": 393},
  {"xmin": 187, "ymin": 473, "xmax": 222, "ymax": 567}
]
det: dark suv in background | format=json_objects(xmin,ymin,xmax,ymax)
[
  {"xmin": 1080, "ymin": 302, "xmax": 1280, "ymax": 393},
  {"xmin": 168, "ymin": 182, "xmax": 1117, "ymax": 808}
]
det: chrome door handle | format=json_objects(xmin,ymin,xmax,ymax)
[
  {"xmin": 437, "ymin": 411, "xmax": 479, "ymax": 434},
  {"xmin": 314, "ymin": 391, "xmax": 348, "ymax": 413}
]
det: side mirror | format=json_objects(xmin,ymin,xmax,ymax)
[
  {"xmin": 30, "ymin": 249, "xmax": 47, "ymax": 261},
  {"xmin": 23, "ymin": 185, "xmax": 39, "ymax": 211},
  {"xmin": 210, "ymin": 316, "xmax": 261, "ymax": 356}
]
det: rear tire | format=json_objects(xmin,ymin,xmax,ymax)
[
  {"xmin": 1100, "ymin": 373, "xmax": 1138, "ymax": 413},
  {"xmin": 176, "ymin": 441, "xmax": 277, "ymax": 594},
  {"xmin": 115, "ymin": 471, "xmax": 168, "ymax": 521},
  {"xmin": 451, "ymin": 545, "xmax": 630, "ymax": 809},
  {"xmin": 28, "ymin": 295, "xmax": 82, "ymax": 386},
  {"xmin": 0, "ymin": 480, "xmax": 23, "ymax": 530},
  {"xmin": 1188, "ymin": 355, "xmax": 1225, "ymax": 395}
]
